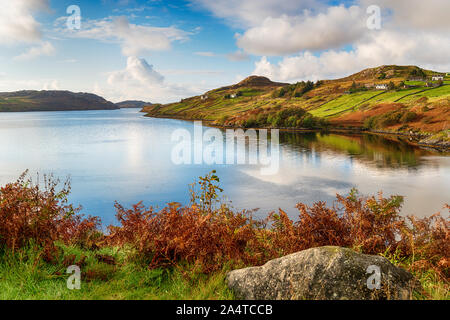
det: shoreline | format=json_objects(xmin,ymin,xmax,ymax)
[{"xmin": 144, "ymin": 113, "xmax": 450, "ymax": 152}]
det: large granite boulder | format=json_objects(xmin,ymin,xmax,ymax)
[{"xmin": 227, "ymin": 246, "xmax": 419, "ymax": 300}]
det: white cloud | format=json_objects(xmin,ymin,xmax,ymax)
[
  {"xmin": 226, "ymin": 51, "xmax": 250, "ymax": 62},
  {"xmin": 194, "ymin": 51, "xmax": 216, "ymax": 57},
  {"xmin": 194, "ymin": 50, "xmax": 250, "ymax": 62},
  {"xmin": 42, "ymin": 80, "xmax": 60, "ymax": 90},
  {"xmin": 0, "ymin": 0, "xmax": 49, "ymax": 45},
  {"xmin": 108, "ymin": 56, "xmax": 165, "ymax": 85},
  {"xmin": 253, "ymin": 30, "xmax": 450, "ymax": 82},
  {"xmin": 58, "ymin": 59, "xmax": 78, "ymax": 63},
  {"xmin": 361, "ymin": 0, "xmax": 450, "ymax": 31},
  {"xmin": 101, "ymin": 56, "xmax": 206, "ymax": 103},
  {"xmin": 237, "ymin": 5, "xmax": 364, "ymax": 55},
  {"xmin": 13, "ymin": 41, "xmax": 55, "ymax": 61},
  {"xmin": 191, "ymin": 0, "xmax": 324, "ymax": 27},
  {"xmin": 56, "ymin": 16, "xmax": 190, "ymax": 56},
  {"xmin": 195, "ymin": 0, "xmax": 450, "ymax": 81},
  {"xmin": 0, "ymin": 0, "xmax": 56, "ymax": 62},
  {"xmin": 0, "ymin": 78, "xmax": 62, "ymax": 92},
  {"xmin": 161, "ymin": 69, "xmax": 224, "ymax": 76}
]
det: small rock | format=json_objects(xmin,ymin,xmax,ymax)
[{"xmin": 227, "ymin": 246, "xmax": 419, "ymax": 300}]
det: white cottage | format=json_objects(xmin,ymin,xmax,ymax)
[
  {"xmin": 432, "ymin": 75, "xmax": 444, "ymax": 81},
  {"xmin": 375, "ymin": 84, "xmax": 388, "ymax": 90}
]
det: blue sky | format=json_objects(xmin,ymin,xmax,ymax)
[{"xmin": 0, "ymin": 0, "xmax": 449, "ymax": 103}]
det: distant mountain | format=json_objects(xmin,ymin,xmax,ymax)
[
  {"xmin": 116, "ymin": 100, "xmax": 153, "ymax": 109},
  {"xmin": 0, "ymin": 90, "xmax": 118, "ymax": 112}
]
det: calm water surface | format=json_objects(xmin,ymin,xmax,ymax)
[{"xmin": 0, "ymin": 109, "xmax": 449, "ymax": 225}]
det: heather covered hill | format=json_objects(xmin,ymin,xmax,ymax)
[
  {"xmin": 327, "ymin": 65, "xmax": 437, "ymax": 83},
  {"xmin": 143, "ymin": 65, "xmax": 449, "ymax": 147},
  {"xmin": 231, "ymin": 75, "xmax": 289, "ymax": 88},
  {"xmin": 0, "ymin": 90, "xmax": 118, "ymax": 112}
]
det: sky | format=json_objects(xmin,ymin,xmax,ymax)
[{"xmin": 0, "ymin": 0, "xmax": 449, "ymax": 103}]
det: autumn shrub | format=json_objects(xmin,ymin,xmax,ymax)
[
  {"xmin": 3, "ymin": 170, "xmax": 446, "ymax": 282},
  {"xmin": 364, "ymin": 109, "xmax": 419, "ymax": 129},
  {"xmin": 267, "ymin": 190, "xmax": 448, "ymax": 279},
  {"xmin": 398, "ymin": 211, "xmax": 449, "ymax": 279},
  {"xmin": 109, "ymin": 202, "xmax": 266, "ymax": 273},
  {"xmin": 0, "ymin": 171, "xmax": 100, "ymax": 255},
  {"xmin": 241, "ymin": 107, "xmax": 327, "ymax": 129},
  {"xmin": 108, "ymin": 172, "xmax": 449, "ymax": 279},
  {"xmin": 400, "ymin": 111, "xmax": 418, "ymax": 124},
  {"xmin": 107, "ymin": 171, "xmax": 269, "ymax": 273},
  {"xmin": 301, "ymin": 115, "xmax": 316, "ymax": 128}
]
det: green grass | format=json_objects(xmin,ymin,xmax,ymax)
[
  {"xmin": 400, "ymin": 85, "xmax": 450, "ymax": 102},
  {"xmin": 404, "ymin": 81, "xmax": 426, "ymax": 86},
  {"xmin": 309, "ymin": 91, "xmax": 382, "ymax": 118},
  {"xmin": 1, "ymin": 244, "xmax": 447, "ymax": 300},
  {"xmin": 380, "ymin": 251, "xmax": 449, "ymax": 300},
  {"xmin": 370, "ymin": 88, "xmax": 425, "ymax": 103},
  {"xmin": 308, "ymin": 86, "xmax": 448, "ymax": 119},
  {"xmin": 414, "ymin": 270, "xmax": 450, "ymax": 300},
  {"xmin": 238, "ymin": 88, "xmax": 262, "ymax": 97},
  {"xmin": 0, "ymin": 245, "xmax": 234, "ymax": 300}
]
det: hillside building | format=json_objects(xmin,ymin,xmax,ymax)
[{"xmin": 375, "ymin": 84, "xmax": 388, "ymax": 90}]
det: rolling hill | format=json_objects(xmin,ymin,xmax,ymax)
[
  {"xmin": 143, "ymin": 65, "xmax": 450, "ymax": 148},
  {"xmin": 0, "ymin": 90, "xmax": 118, "ymax": 112},
  {"xmin": 116, "ymin": 100, "xmax": 153, "ymax": 109}
]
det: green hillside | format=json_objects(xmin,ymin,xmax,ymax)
[
  {"xmin": 0, "ymin": 90, "xmax": 118, "ymax": 112},
  {"xmin": 143, "ymin": 65, "xmax": 449, "ymax": 147}
]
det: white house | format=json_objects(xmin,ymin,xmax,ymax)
[
  {"xmin": 201, "ymin": 94, "xmax": 208, "ymax": 100},
  {"xmin": 432, "ymin": 75, "xmax": 444, "ymax": 81},
  {"xmin": 375, "ymin": 84, "xmax": 388, "ymax": 90},
  {"xmin": 230, "ymin": 93, "xmax": 237, "ymax": 99}
]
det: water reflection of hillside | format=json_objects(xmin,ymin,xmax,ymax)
[{"xmin": 279, "ymin": 132, "xmax": 445, "ymax": 170}]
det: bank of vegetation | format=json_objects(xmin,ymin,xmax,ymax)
[
  {"xmin": 143, "ymin": 65, "xmax": 450, "ymax": 149},
  {"xmin": 0, "ymin": 171, "xmax": 448, "ymax": 300}
]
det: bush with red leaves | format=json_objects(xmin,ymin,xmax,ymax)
[
  {"xmin": 108, "ymin": 173, "xmax": 449, "ymax": 278},
  {"xmin": 0, "ymin": 171, "xmax": 100, "ymax": 254},
  {"xmin": 108, "ymin": 201, "xmax": 267, "ymax": 273},
  {"xmin": 1, "ymin": 171, "xmax": 447, "ymax": 281}
]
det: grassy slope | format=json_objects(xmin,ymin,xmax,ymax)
[
  {"xmin": 0, "ymin": 169, "xmax": 448, "ymax": 300},
  {"xmin": 1, "ymin": 244, "xmax": 446, "ymax": 300},
  {"xmin": 0, "ymin": 244, "xmax": 233, "ymax": 300},
  {"xmin": 143, "ymin": 66, "xmax": 449, "ymax": 136}
]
